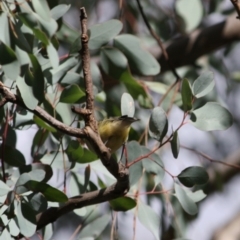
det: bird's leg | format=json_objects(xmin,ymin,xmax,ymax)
[{"xmin": 120, "ymin": 143, "xmax": 128, "ymax": 167}]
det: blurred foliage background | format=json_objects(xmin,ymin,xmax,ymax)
[{"xmin": 0, "ymin": 0, "xmax": 240, "ymax": 239}]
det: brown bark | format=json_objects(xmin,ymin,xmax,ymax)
[{"xmin": 152, "ymin": 14, "xmax": 240, "ymax": 74}]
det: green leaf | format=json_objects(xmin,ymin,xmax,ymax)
[
  {"xmin": 176, "ymin": 0, "xmax": 203, "ymax": 32},
  {"xmin": 14, "ymin": 22, "xmax": 31, "ymax": 52},
  {"xmin": 56, "ymin": 22, "xmax": 79, "ymax": 45},
  {"xmin": 4, "ymin": 146, "xmax": 26, "ymax": 167},
  {"xmin": 0, "ymin": 205, "xmax": 8, "ymax": 217},
  {"xmin": 59, "ymin": 84, "xmax": 85, "ymax": 103},
  {"xmin": 16, "ymin": 76, "xmax": 38, "ymax": 110},
  {"xmin": 114, "ymin": 34, "xmax": 160, "ymax": 75},
  {"xmin": 66, "ymin": 140, "xmax": 84, "ymax": 162},
  {"xmin": 91, "ymin": 61, "xmax": 103, "ymax": 92},
  {"xmin": 0, "ymin": 42, "xmax": 17, "ymax": 64},
  {"xmin": 177, "ymin": 166, "xmax": 209, "ymax": 187},
  {"xmin": 109, "ymin": 197, "xmax": 136, "ymax": 211},
  {"xmin": 18, "ymin": 12, "xmax": 38, "ymax": 29},
  {"xmin": 126, "ymin": 141, "xmax": 143, "ymax": 186},
  {"xmin": 28, "ymin": 54, "xmax": 45, "ymax": 102},
  {"xmin": 51, "ymin": 56, "xmax": 78, "ymax": 84},
  {"xmin": 75, "ymin": 148, "xmax": 98, "ymax": 163},
  {"xmin": 141, "ymin": 146, "xmax": 164, "ymax": 185},
  {"xmin": 0, "ymin": 12, "xmax": 10, "ymax": 45},
  {"xmin": 89, "ymin": 20, "xmax": 123, "ymax": 50},
  {"xmin": 7, "ymin": 219, "xmax": 20, "ymax": 237},
  {"xmin": 186, "ymin": 189, "xmax": 207, "ymax": 202},
  {"xmin": 32, "ymin": 28, "xmax": 49, "ymax": 45},
  {"xmin": 138, "ymin": 201, "xmax": 160, "ymax": 239},
  {"xmin": 25, "ymin": 180, "xmax": 68, "ymax": 202},
  {"xmin": 33, "ymin": 115, "xmax": 57, "ymax": 132},
  {"xmin": 15, "ymin": 170, "xmax": 46, "ymax": 194},
  {"xmin": 190, "ymin": 102, "xmax": 233, "ymax": 131},
  {"xmin": 28, "ymin": 192, "xmax": 48, "ymax": 213},
  {"xmin": 120, "ymin": 70, "xmax": 147, "ymax": 99},
  {"xmin": 121, "ymin": 93, "xmax": 135, "ymax": 117},
  {"xmin": 19, "ymin": 163, "xmax": 53, "ymax": 183},
  {"xmin": 149, "ymin": 107, "xmax": 168, "ymax": 142},
  {"xmin": 0, "ymin": 181, "xmax": 11, "ymax": 196},
  {"xmin": 14, "ymin": 110, "xmax": 33, "ymax": 129},
  {"xmin": 15, "ymin": 201, "xmax": 36, "ymax": 237},
  {"xmin": 78, "ymin": 214, "xmax": 110, "ymax": 238},
  {"xmin": 100, "ymin": 47, "xmax": 128, "ymax": 79},
  {"xmin": 51, "ymin": 4, "xmax": 71, "ymax": 20},
  {"xmin": 47, "ymin": 43, "xmax": 59, "ymax": 69},
  {"xmin": 192, "ymin": 71, "xmax": 215, "ymax": 98},
  {"xmin": 170, "ymin": 131, "xmax": 180, "ymax": 159},
  {"xmin": 0, "ymin": 228, "xmax": 12, "ymax": 239},
  {"xmin": 181, "ymin": 78, "xmax": 192, "ymax": 111},
  {"xmin": 32, "ymin": 0, "xmax": 51, "ymax": 21},
  {"xmin": 174, "ymin": 183, "xmax": 198, "ymax": 215}
]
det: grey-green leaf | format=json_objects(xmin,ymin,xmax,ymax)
[
  {"xmin": 16, "ymin": 76, "xmax": 38, "ymax": 110},
  {"xmin": 138, "ymin": 201, "xmax": 160, "ymax": 239},
  {"xmin": 16, "ymin": 201, "xmax": 36, "ymax": 237},
  {"xmin": 192, "ymin": 71, "xmax": 215, "ymax": 98},
  {"xmin": 121, "ymin": 93, "xmax": 135, "ymax": 117},
  {"xmin": 114, "ymin": 34, "xmax": 160, "ymax": 76},
  {"xmin": 171, "ymin": 131, "xmax": 180, "ymax": 159},
  {"xmin": 100, "ymin": 47, "xmax": 128, "ymax": 79},
  {"xmin": 0, "ymin": 181, "xmax": 11, "ymax": 196},
  {"xmin": 177, "ymin": 166, "xmax": 209, "ymax": 187},
  {"xmin": 190, "ymin": 102, "xmax": 233, "ymax": 131},
  {"xmin": 78, "ymin": 214, "xmax": 110, "ymax": 238},
  {"xmin": 181, "ymin": 78, "xmax": 192, "ymax": 111},
  {"xmin": 174, "ymin": 183, "xmax": 198, "ymax": 215},
  {"xmin": 89, "ymin": 20, "xmax": 123, "ymax": 50},
  {"xmin": 149, "ymin": 107, "xmax": 168, "ymax": 142}
]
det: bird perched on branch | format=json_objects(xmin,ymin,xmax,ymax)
[{"xmin": 98, "ymin": 115, "xmax": 139, "ymax": 153}]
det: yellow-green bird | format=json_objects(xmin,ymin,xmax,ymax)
[{"xmin": 98, "ymin": 115, "xmax": 139, "ymax": 153}]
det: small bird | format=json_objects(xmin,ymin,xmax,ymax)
[{"xmin": 98, "ymin": 115, "xmax": 139, "ymax": 153}]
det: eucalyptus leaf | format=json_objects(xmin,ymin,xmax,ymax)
[
  {"xmin": 16, "ymin": 76, "xmax": 38, "ymax": 110},
  {"xmin": 174, "ymin": 183, "xmax": 198, "ymax": 215},
  {"xmin": 126, "ymin": 141, "xmax": 143, "ymax": 186},
  {"xmin": 89, "ymin": 20, "xmax": 123, "ymax": 50},
  {"xmin": 100, "ymin": 47, "xmax": 128, "ymax": 79},
  {"xmin": 25, "ymin": 180, "xmax": 68, "ymax": 202},
  {"xmin": 190, "ymin": 102, "xmax": 233, "ymax": 131},
  {"xmin": 59, "ymin": 84, "xmax": 85, "ymax": 103},
  {"xmin": 138, "ymin": 201, "xmax": 160, "ymax": 240},
  {"xmin": 181, "ymin": 78, "xmax": 192, "ymax": 111},
  {"xmin": 114, "ymin": 34, "xmax": 160, "ymax": 75},
  {"xmin": 121, "ymin": 93, "xmax": 135, "ymax": 117},
  {"xmin": 51, "ymin": 4, "xmax": 71, "ymax": 20},
  {"xmin": 170, "ymin": 131, "xmax": 180, "ymax": 159},
  {"xmin": 109, "ymin": 197, "xmax": 136, "ymax": 211},
  {"xmin": 15, "ymin": 201, "xmax": 36, "ymax": 237},
  {"xmin": 192, "ymin": 71, "xmax": 215, "ymax": 98},
  {"xmin": 177, "ymin": 166, "xmax": 209, "ymax": 187},
  {"xmin": 78, "ymin": 214, "xmax": 110, "ymax": 239},
  {"xmin": 149, "ymin": 107, "xmax": 168, "ymax": 142}
]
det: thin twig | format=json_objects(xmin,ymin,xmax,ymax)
[
  {"xmin": 230, "ymin": 0, "xmax": 240, "ymax": 19},
  {"xmin": 135, "ymin": 0, "xmax": 181, "ymax": 80},
  {"xmin": 79, "ymin": 8, "xmax": 96, "ymax": 130},
  {"xmin": 1, "ymin": 109, "xmax": 9, "ymax": 183}
]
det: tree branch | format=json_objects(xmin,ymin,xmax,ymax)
[
  {"xmin": 152, "ymin": 14, "xmax": 240, "ymax": 73},
  {"xmin": 230, "ymin": 0, "xmax": 240, "ymax": 19},
  {"xmin": 0, "ymin": 7, "xmax": 130, "ymax": 231},
  {"xmin": 36, "ymin": 162, "xmax": 129, "ymax": 230}
]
